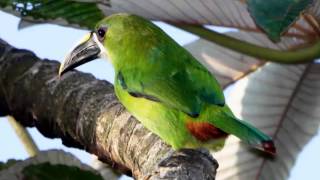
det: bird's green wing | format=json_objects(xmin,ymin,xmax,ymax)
[
  {"xmin": 117, "ymin": 55, "xmax": 225, "ymax": 117},
  {"xmin": 117, "ymin": 70, "xmax": 201, "ymax": 117},
  {"xmin": 185, "ymin": 58, "xmax": 225, "ymax": 106}
]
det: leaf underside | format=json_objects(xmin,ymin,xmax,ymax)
[{"xmin": 215, "ymin": 62, "xmax": 320, "ymax": 180}]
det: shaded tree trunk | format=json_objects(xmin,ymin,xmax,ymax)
[{"xmin": 0, "ymin": 39, "xmax": 218, "ymax": 180}]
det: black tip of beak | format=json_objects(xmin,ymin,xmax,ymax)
[{"xmin": 59, "ymin": 32, "xmax": 101, "ymax": 77}]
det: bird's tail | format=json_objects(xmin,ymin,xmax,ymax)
[{"xmin": 210, "ymin": 107, "xmax": 276, "ymax": 155}]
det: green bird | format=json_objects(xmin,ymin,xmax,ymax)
[{"xmin": 59, "ymin": 13, "xmax": 275, "ymax": 154}]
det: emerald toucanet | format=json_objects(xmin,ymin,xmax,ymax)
[{"xmin": 59, "ymin": 13, "xmax": 275, "ymax": 154}]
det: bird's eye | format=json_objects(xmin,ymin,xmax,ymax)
[{"xmin": 97, "ymin": 28, "xmax": 106, "ymax": 39}]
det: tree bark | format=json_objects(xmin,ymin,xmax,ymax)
[{"xmin": 0, "ymin": 39, "xmax": 218, "ymax": 180}]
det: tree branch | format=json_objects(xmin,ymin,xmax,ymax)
[{"xmin": 0, "ymin": 39, "xmax": 218, "ymax": 179}]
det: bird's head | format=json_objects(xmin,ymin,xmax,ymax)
[{"xmin": 59, "ymin": 13, "xmax": 162, "ymax": 76}]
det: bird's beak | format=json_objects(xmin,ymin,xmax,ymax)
[{"xmin": 59, "ymin": 31, "xmax": 101, "ymax": 77}]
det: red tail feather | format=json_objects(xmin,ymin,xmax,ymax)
[
  {"xmin": 262, "ymin": 140, "xmax": 276, "ymax": 155},
  {"xmin": 186, "ymin": 121, "xmax": 228, "ymax": 142}
]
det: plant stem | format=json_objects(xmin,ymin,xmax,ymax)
[
  {"xmin": 8, "ymin": 116, "xmax": 39, "ymax": 157},
  {"xmin": 176, "ymin": 24, "xmax": 320, "ymax": 63}
]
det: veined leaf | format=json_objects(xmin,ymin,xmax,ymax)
[
  {"xmin": 100, "ymin": 0, "xmax": 319, "ymax": 43},
  {"xmin": 0, "ymin": 0, "xmax": 105, "ymax": 29},
  {"xmin": 1, "ymin": 0, "xmax": 319, "ymax": 41},
  {"xmin": 247, "ymin": 0, "xmax": 314, "ymax": 41},
  {"xmin": 214, "ymin": 62, "xmax": 320, "ymax": 180}
]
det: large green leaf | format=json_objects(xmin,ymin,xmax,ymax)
[
  {"xmin": 22, "ymin": 163, "xmax": 103, "ymax": 180},
  {"xmin": 0, "ymin": 0, "xmax": 106, "ymax": 29},
  {"xmin": 0, "ymin": 150, "xmax": 104, "ymax": 180},
  {"xmin": 247, "ymin": 0, "xmax": 314, "ymax": 41},
  {"xmin": 0, "ymin": 159, "xmax": 21, "ymax": 171}
]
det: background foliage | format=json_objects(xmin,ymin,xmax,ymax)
[{"xmin": 0, "ymin": 0, "xmax": 319, "ymax": 179}]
